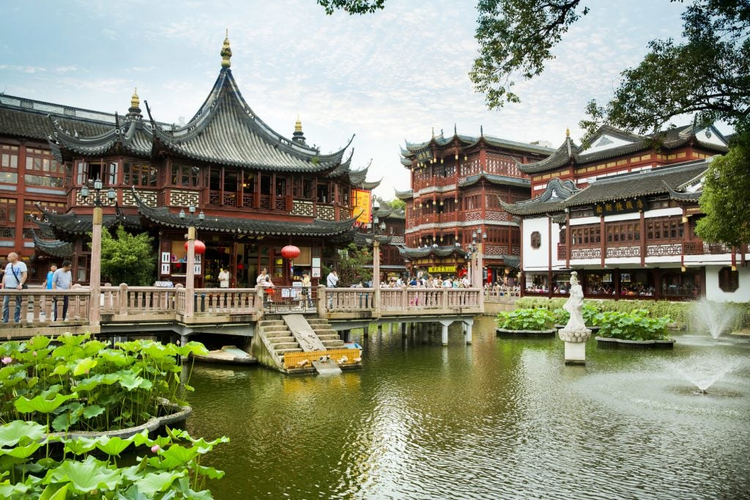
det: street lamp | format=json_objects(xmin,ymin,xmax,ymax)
[
  {"xmin": 179, "ymin": 205, "xmax": 205, "ymax": 318},
  {"xmin": 79, "ymin": 176, "xmax": 116, "ymax": 326}
]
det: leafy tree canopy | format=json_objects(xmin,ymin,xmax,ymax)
[
  {"xmin": 695, "ymin": 136, "xmax": 750, "ymax": 247},
  {"xmin": 96, "ymin": 226, "xmax": 157, "ymax": 286},
  {"xmin": 334, "ymin": 243, "xmax": 373, "ymax": 286}
]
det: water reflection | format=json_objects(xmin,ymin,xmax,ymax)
[{"xmin": 187, "ymin": 317, "xmax": 750, "ymax": 499}]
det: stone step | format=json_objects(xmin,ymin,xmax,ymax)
[
  {"xmin": 268, "ymin": 336, "xmax": 296, "ymax": 344},
  {"xmin": 263, "ymin": 329, "xmax": 291, "ymax": 337},
  {"xmin": 276, "ymin": 347, "xmax": 303, "ymax": 355},
  {"xmin": 316, "ymin": 334, "xmax": 342, "ymax": 341},
  {"xmin": 322, "ymin": 340, "xmax": 345, "ymax": 348},
  {"xmin": 312, "ymin": 328, "xmax": 337, "ymax": 336},
  {"xmin": 259, "ymin": 320, "xmax": 285, "ymax": 327},
  {"xmin": 272, "ymin": 342, "xmax": 300, "ymax": 350}
]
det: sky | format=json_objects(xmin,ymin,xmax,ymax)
[{"xmin": 0, "ymin": 0, "xmax": 692, "ymax": 199}]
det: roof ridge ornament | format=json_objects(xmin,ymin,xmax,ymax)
[{"xmin": 221, "ymin": 29, "xmax": 232, "ymax": 68}]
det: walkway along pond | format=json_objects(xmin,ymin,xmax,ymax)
[{"xmin": 185, "ymin": 316, "xmax": 750, "ymax": 499}]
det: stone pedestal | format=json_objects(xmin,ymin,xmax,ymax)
[{"xmin": 558, "ymin": 328, "xmax": 591, "ymax": 365}]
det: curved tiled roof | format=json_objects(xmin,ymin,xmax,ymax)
[
  {"xmin": 459, "ymin": 173, "xmax": 530, "ymax": 189},
  {"xmin": 394, "ymin": 188, "xmax": 414, "ymax": 200},
  {"xmin": 31, "ymin": 229, "xmax": 74, "ymax": 258},
  {"xmin": 519, "ymin": 124, "xmax": 727, "ymax": 175},
  {"xmin": 399, "ymin": 245, "xmax": 467, "ymax": 259},
  {"xmin": 133, "ymin": 190, "xmax": 357, "ymax": 237},
  {"xmin": 39, "ymin": 211, "xmax": 142, "ymax": 236},
  {"xmin": 50, "ymin": 116, "xmax": 153, "ymax": 160},
  {"xmin": 501, "ymin": 178, "xmax": 579, "ymax": 216},
  {"xmin": 403, "ymin": 131, "xmax": 553, "ymax": 158},
  {"xmin": 562, "ymin": 160, "xmax": 710, "ymax": 207},
  {"xmin": 150, "ymin": 68, "xmax": 350, "ymax": 172}
]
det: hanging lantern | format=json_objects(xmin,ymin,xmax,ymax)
[
  {"xmin": 184, "ymin": 239, "xmax": 206, "ymax": 255},
  {"xmin": 281, "ymin": 245, "xmax": 301, "ymax": 260}
]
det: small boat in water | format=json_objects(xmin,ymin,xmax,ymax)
[{"xmin": 194, "ymin": 345, "xmax": 256, "ymax": 365}]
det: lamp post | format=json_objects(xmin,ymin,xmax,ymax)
[
  {"xmin": 179, "ymin": 205, "xmax": 205, "ymax": 318},
  {"xmin": 80, "ymin": 177, "xmax": 115, "ymax": 326}
]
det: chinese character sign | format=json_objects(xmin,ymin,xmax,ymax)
[
  {"xmin": 352, "ymin": 189, "xmax": 372, "ymax": 224},
  {"xmin": 593, "ymin": 197, "xmax": 644, "ymax": 216}
]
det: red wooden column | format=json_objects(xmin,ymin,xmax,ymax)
[
  {"xmin": 640, "ymin": 210, "xmax": 647, "ymax": 267},
  {"xmin": 565, "ymin": 211, "xmax": 571, "ymax": 269}
]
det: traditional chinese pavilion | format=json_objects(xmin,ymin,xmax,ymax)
[
  {"xmin": 0, "ymin": 36, "xmax": 378, "ymax": 286},
  {"xmin": 396, "ymin": 127, "xmax": 553, "ymax": 282},
  {"xmin": 503, "ymin": 125, "xmax": 748, "ymax": 302}
]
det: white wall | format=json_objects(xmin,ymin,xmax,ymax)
[
  {"xmin": 705, "ymin": 266, "xmax": 750, "ymax": 303},
  {"xmin": 523, "ymin": 217, "xmax": 549, "ymax": 271}
]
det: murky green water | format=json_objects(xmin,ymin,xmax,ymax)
[{"xmin": 186, "ymin": 317, "xmax": 750, "ymax": 499}]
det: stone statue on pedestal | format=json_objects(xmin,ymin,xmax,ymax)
[{"xmin": 558, "ymin": 272, "xmax": 591, "ymax": 363}]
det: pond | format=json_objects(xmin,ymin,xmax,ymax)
[{"xmin": 186, "ymin": 317, "xmax": 750, "ymax": 499}]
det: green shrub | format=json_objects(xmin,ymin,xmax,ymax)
[
  {"xmin": 597, "ymin": 309, "xmax": 671, "ymax": 341},
  {"xmin": 0, "ymin": 334, "xmax": 208, "ymax": 432},
  {"xmin": 497, "ymin": 308, "xmax": 555, "ymax": 331}
]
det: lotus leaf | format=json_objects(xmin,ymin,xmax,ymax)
[
  {"xmin": 73, "ymin": 358, "xmax": 98, "ymax": 377},
  {"xmin": 133, "ymin": 470, "xmax": 186, "ymax": 496},
  {"xmin": 95, "ymin": 435, "xmax": 133, "ymax": 457},
  {"xmin": 83, "ymin": 405, "xmax": 105, "ymax": 419},
  {"xmin": 63, "ymin": 436, "xmax": 98, "ymax": 456},
  {"xmin": 52, "ymin": 364, "xmax": 69, "ymax": 377},
  {"xmin": 46, "ymin": 455, "xmax": 121, "ymax": 493},
  {"xmin": 14, "ymin": 393, "xmax": 77, "ymax": 414},
  {"xmin": 0, "ymin": 482, "xmax": 29, "ymax": 498},
  {"xmin": 150, "ymin": 444, "xmax": 199, "ymax": 470},
  {"xmin": 39, "ymin": 483, "xmax": 69, "ymax": 500},
  {"xmin": 28, "ymin": 336, "xmax": 52, "ymax": 351},
  {"xmin": 0, "ymin": 421, "xmax": 46, "ymax": 447},
  {"xmin": 2, "ymin": 441, "xmax": 42, "ymax": 459},
  {"xmin": 83, "ymin": 340, "xmax": 107, "ymax": 357},
  {"xmin": 195, "ymin": 464, "xmax": 225, "ymax": 480},
  {"xmin": 98, "ymin": 350, "xmax": 131, "ymax": 367},
  {"xmin": 56, "ymin": 333, "xmax": 90, "ymax": 347},
  {"xmin": 52, "ymin": 344, "xmax": 83, "ymax": 360},
  {"xmin": 119, "ymin": 372, "xmax": 152, "ymax": 391}
]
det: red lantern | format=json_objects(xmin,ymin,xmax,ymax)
[
  {"xmin": 280, "ymin": 245, "xmax": 301, "ymax": 260},
  {"xmin": 185, "ymin": 239, "xmax": 207, "ymax": 255}
]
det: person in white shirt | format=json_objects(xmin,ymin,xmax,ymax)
[
  {"xmin": 3, "ymin": 252, "xmax": 27, "ymax": 323},
  {"xmin": 218, "ymin": 268, "xmax": 230, "ymax": 288}
]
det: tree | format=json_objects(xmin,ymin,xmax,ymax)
[
  {"xmin": 96, "ymin": 226, "xmax": 157, "ymax": 286},
  {"xmin": 695, "ymin": 137, "xmax": 750, "ymax": 248},
  {"xmin": 332, "ymin": 243, "xmax": 373, "ymax": 286},
  {"xmin": 388, "ymin": 198, "xmax": 406, "ymax": 211}
]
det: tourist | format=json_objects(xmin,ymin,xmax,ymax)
[
  {"xmin": 256, "ymin": 268, "xmax": 268, "ymax": 287},
  {"xmin": 262, "ymin": 275, "xmax": 275, "ymax": 306},
  {"xmin": 3, "ymin": 252, "xmax": 27, "ymax": 324},
  {"xmin": 52, "ymin": 260, "xmax": 73, "ymax": 321},
  {"xmin": 302, "ymin": 271, "xmax": 312, "ymax": 308},
  {"xmin": 218, "ymin": 267, "xmax": 230, "ymax": 288},
  {"xmin": 46, "ymin": 264, "xmax": 57, "ymax": 290},
  {"xmin": 326, "ymin": 270, "xmax": 338, "ymax": 288}
]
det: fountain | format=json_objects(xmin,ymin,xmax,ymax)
[
  {"xmin": 692, "ymin": 299, "xmax": 740, "ymax": 340},
  {"xmin": 664, "ymin": 354, "xmax": 746, "ymax": 394}
]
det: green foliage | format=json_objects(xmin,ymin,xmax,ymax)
[
  {"xmin": 335, "ymin": 243, "xmax": 373, "ymax": 286},
  {"xmin": 553, "ymin": 303, "xmax": 602, "ymax": 326},
  {"xmin": 696, "ymin": 135, "xmax": 750, "ymax": 248},
  {"xmin": 471, "ymin": 0, "xmax": 588, "ymax": 109},
  {"xmin": 388, "ymin": 198, "xmax": 406, "ymax": 211},
  {"xmin": 316, "ymin": 0, "xmax": 385, "ymax": 15},
  {"xmin": 497, "ymin": 308, "xmax": 555, "ymax": 331},
  {"xmin": 0, "ymin": 334, "xmax": 208, "ymax": 432},
  {"xmin": 596, "ymin": 309, "xmax": 671, "ymax": 341},
  {"xmin": 0, "ymin": 424, "xmax": 228, "ymax": 499},
  {"xmin": 97, "ymin": 226, "xmax": 157, "ymax": 286}
]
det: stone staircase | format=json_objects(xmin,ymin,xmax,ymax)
[
  {"xmin": 251, "ymin": 319, "xmax": 302, "ymax": 369},
  {"xmin": 306, "ymin": 318, "xmax": 344, "ymax": 350}
]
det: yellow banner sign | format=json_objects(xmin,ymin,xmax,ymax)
[
  {"xmin": 428, "ymin": 265, "xmax": 456, "ymax": 274},
  {"xmin": 352, "ymin": 189, "xmax": 371, "ymax": 224}
]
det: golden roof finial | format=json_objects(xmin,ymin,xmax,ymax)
[
  {"xmin": 295, "ymin": 115, "xmax": 302, "ymax": 133},
  {"xmin": 131, "ymin": 87, "xmax": 139, "ymax": 109},
  {"xmin": 566, "ymin": 127, "xmax": 570, "ymax": 138},
  {"xmin": 221, "ymin": 29, "xmax": 232, "ymax": 68}
]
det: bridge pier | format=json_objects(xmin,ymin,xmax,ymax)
[
  {"xmin": 463, "ymin": 318, "xmax": 474, "ymax": 345},
  {"xmin": 439, "ymin": 320, "xmax": 454, "ymax": 346}
]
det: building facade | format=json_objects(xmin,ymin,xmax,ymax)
[
  {"xmin": 0, "ymin": 37, "xmax": 378, "ymax": 287},
  {"xmin": 396, "ymin": 129, "xmax": 552, "ymax": 282},
  {"xmin": 504, "ymin": 126, "xmax": 749, "ymax": 302}
]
